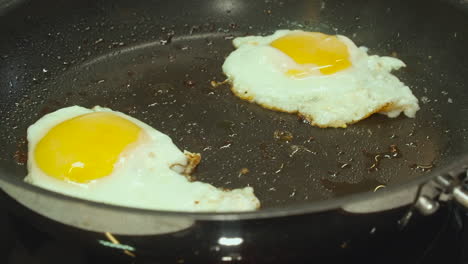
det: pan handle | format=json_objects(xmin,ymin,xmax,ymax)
[
  {"xmin": 415, "ymin": 163, "xmax": 468, "ymax": 215},
  {"xmin": 398, "ymin": 160, "xmax": 468, "ymax": 229},
  {"xmin": 453, "ymin": 178, "xmax": 468, "ymax": 208}
]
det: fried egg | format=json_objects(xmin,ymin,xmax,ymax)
[
  {"xmin": 25, "ymin": 106, "xmax": 260, "ymax": 212},
  {"xmin": 222, "ymin": 30, "xmax": 420, "ymax": 128}
]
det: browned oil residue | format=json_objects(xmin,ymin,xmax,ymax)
[
  {"xmin": 183, "ymin": 80, "xmax": 196, "ymax": 88},
  {"xmin": 239, "ymin": 168, "xmax": 250, "ymax": 175},
  {"xmin": 39, "ymin": 106, "xmax": 54, "ymax": 116},
  {"xmin": 186, "ymin": 175, "xmax": 196, "ymax": 182},
  {"xmin": 321, "ymin": 178, "xmax": 383, "ymax": 196},
  {"xmin": 13, "ymin": 136, "xmax": 28, "ymax": 165},
  {"xmin": 210, "ymin": 79, "xmax": 228, "ymax": 88},
  {"xmin": 259, "ymin": 142, "xmax": 273, "ymax": 159},
  {"xmin": 410, "ymin": 162, "xmax": 435, "ymax": 172},
  {"xmin": 13, "ymin": 150, "xmax": 27, "ymax": 165},
  {"xmin": 364, "ymin": 144, "xmax": 401, "ymax": 172},
  {"xmin": 273, "ymin": 130, "xmax": 293, "ymax": 142},
  {"xmin": 40, "ymin": 100, "xmax": 62, "ymax": 116}
]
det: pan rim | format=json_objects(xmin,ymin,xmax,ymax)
[{"xmin": 1, "ymin": 154, "xmax": 467, "ymax": 221}]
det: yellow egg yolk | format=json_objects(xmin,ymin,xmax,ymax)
[
  {"xmin": 270, "ymin": 32, "xmax": 351, "ymax": 76},
  {"xmin": 34, "ymin": 112, "xmax": 142, "ymax": 183}
]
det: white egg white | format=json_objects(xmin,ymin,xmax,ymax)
[
  {"xmin": 25, "ymin": 106, "xmax": 260, "ymax": 212},
  {"xmin": 222, "ymin": 29, "xmax": 420, "ymax": 128}
]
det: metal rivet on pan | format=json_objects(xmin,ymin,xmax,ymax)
[{"xmin": 415, "ymin": 195, "xmax": 440, "ymax": 216}]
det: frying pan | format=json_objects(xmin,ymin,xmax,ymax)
[{"xmin": 1, "ymin": 0, "xmax": 468, "ymax": 262}]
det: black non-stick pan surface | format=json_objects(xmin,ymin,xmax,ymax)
[{"xmin": 0, "ymin": 0, "xmax": 468, "ymax": 210}]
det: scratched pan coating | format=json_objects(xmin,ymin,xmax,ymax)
[{"xmin": 0, "ymin": 0, "xmax": 467, "ymax": 208}]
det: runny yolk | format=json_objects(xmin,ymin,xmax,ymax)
[
  {"xmin": 34, "ymin": 112, "xmax": 142, "ymax": 183},
  {"xmin": 270, "ymin": 32, "xmax": 351, "ymax": 76}
]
